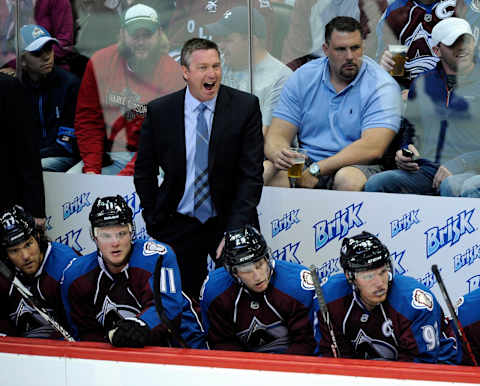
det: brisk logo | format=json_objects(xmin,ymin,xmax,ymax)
[
  {"xmin": 391, "ymin": 250, "xmax": 407, "ymax": 275},
  {"xmin": 123, "ymin": 192, "xmax": 142, "ymax": 220},
  {"xmin": 416, "ymin": 270, "xmax": 438, "ymax": 290},
  {"xmin": 271, "ymin": 209, "xmax": 300, "ymax": 237},
  {"xmin": 453, "ymin": 244, "xmax": 480, "ymax": 272},
  {"xmin": 467, "ymin": 275, "xmax": 480, "ymax": 292},
  {"xmin": 315, "ymin": 257, "xmax": 340, "ymax": 281},
  {"xmin": 425, "ymin": 209, "xmax": 475, "ymax": 258},
  {"xmin": 390, "ymin": 209, "xmax": 420, "ymax": 238},
  {"xmin": 62, "ymin": 192, "xmax": 91, "ymax": 220},
  {"xmin": 55, "ymin": 228, "xmax": 83, "ymax": 253},
  {"xmin": 271, "ymin": 242, "xmax": 301, "ymax": 264},
  {"xmin": 313, "ymin": 203, "xmax": 364, "ymax": 251}
]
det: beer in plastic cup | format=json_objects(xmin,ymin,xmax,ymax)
[
  {"xmin": 388, "ymin": 44, "xmax": 408, "ymax": 77},
  {"xmin": 287, "ymin": 147, "xmax": 307, "ymax": 178}
]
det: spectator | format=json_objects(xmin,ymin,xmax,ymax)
[
  {"xmin": 0, "ymin": 72, "xmax": 45, "ymax": 224},
  {"xmin": 165, "ymin": 0, "xmax": 275, "ymax": 59},
  {"xmin": 264, "ymin": 16, "xmax": 401, "ymax": 190},
  {"xmin": 281, "ymin": 0, "xmax": 387, "ymax": 70},
  {"xmin": 314, "ymin": 231, "xmax": 458, "ymax": 363},
  {"xmin": 457, "ymin": 287, "xmax": 480, "ymax": 366},
  {"xmin": 70, "ymin": 0, "xmax": 123, "ymax": 77},
  {"xmin": 71, "ymin": 3, "xmax": 184, "ymax": 176},
  {"xmin": 365, "ymin": 18, "xmax": 480, "ymax": 196},
  {"xmin": 1, "ymin": 0, "xmax": 74, "ymax": 72},
  {"xmin": 19, "ymin": 24, "xmax": 81, "ymax": 172},
  {"xmin": 206, "ymin": 6, "xmax": 292, "ymax": 135},
  {"xmin": 61, "ymin": 195, "xmax": 206, "ymax": 348},
  {"xmin": 0, "ymin": 205, "xmax": 77, "ymax": 338},
  {"xmin": 438, "ymin": 151, "xmax": 480, "ymax": 198},
  {"xmin": 200, "ymin": 225, "xmax": 316, "ymax": 354},
  {"xmin": 134, "ymin": 38, "xmax": 264, "ymax": 300},
  {"xmin": 377, "ymin": 0, "xmax": 457, "ymax": 85}
]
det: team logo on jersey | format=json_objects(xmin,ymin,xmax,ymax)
[
  {"xmin": 250, "ymin": 301, "xmax": 260, "ymax": 310},
  {"xmin": 143, "ymin": 241, "xmax": 167, "ymax": 256},
  {"xmin": 455, "ymin": 296, "xmax": 464, "ymax": 311},
  {"xmin": 412, "ymin": 288, "xmax": 433, "ymax": 311},
  {"xmin": 300, "ymin": 269, "xmax": 315, "ymax": 291},
  {"xmin": 205, "ymin": 0, "xmax": 218, "ymax": 13},
  {"xmin": 353, "ymin": 329, "xmax": 398, "ymax": 360},
  {"xmin": 360, "ymin": 314, "xmax": 369, "ymax": 323}
]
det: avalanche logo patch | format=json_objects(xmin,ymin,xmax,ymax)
[
  {"xmin": 143, "ymin": 241, "xmax": 167, "ymax": 256},
  {"xmin": 455, "ymin": 296, "xmax": 464, "ymax": 310},
  {"xmin": 300, "ymin": 269, "xmax": 315, "ymax": 291},
  {"xmin": 412, "ymin": 288, "xmax": 433, "ymax": 311}
]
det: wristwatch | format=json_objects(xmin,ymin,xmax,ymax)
[{"xmin": 308, "ymin": 162, "xmax": 322, "ymax": 178}]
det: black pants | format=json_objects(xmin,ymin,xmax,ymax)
[{"xmin": 147, "ymin": 213, "xmax": 224, "ymax": 301}]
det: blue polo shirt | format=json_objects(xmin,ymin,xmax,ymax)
[{"xmin": 273, "ymin": 56, "xmax": 401, "ymax": 162}]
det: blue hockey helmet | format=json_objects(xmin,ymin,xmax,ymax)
[{"xmin": 340, "ymin": 231, "xmax": 392, "ymax": 284}]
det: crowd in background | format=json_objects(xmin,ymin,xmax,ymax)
[{"xmin": 1, "ymin": 0, "xmax": 480, "ymax": 197}]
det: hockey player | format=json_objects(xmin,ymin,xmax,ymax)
[
  {"xmin": 0, "ymin": 205, "xmax": 77, "ymax": 338},
  {"xmin": 314, "ymin": 231, "xmax": 458, "ymax": 363},
  {"xmin": 200, "ymin": 225, "xmax": 316, "ymax": 354},
  {"xmin": 61, "ymin": 195, "xmax": 206, "ymax": 348},
  {"xmin": 457, "ymin": 287, "xmax": 480, "ymax": 365}
]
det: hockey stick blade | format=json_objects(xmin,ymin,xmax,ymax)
[
  {"xmin": 0, "ymin": 259, "xmax": 75, "ymax": 342},
  {"xmin": 431, "ymin": 264, "xmax": 478, "ymax": 366},
  {"xmin": 309, "ymin": 264, "xmax": 341, "ymax": 358}
]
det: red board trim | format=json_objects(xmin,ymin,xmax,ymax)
[{"xmin": 1, "ymin": 337, "xmax": 479, "ymax": 383}]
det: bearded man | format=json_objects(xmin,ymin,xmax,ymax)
[{"xmin": 72, "ymin": 3, "xmax": 184, "ymax": 175}]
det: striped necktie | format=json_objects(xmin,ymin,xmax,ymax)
[{"xmin": 194, "ymin": 103, "xmax": 213, "ymax": 223}]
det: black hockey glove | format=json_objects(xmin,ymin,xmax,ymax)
[{"xmin": 108, "ymin": 318, "xmax": 150, "ymax": 348}]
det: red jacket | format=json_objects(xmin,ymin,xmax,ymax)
[{"xmin": 75, "ymin": 44, "xmax": 184, "ymax": 174}]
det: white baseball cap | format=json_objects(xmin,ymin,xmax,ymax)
[
  {"xmin": 123, "ymin": 4, "xmax": 159, "ymax": 35},
  {"xmin": 431, "ymin": 17, "xmax": 474, "ymax": 47}
]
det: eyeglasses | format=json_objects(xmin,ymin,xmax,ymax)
[
  {"xmin": 29, "ymin": 43, "xmax": 54, "ymax": 58},
  {"xmin": 96, "ymin": 230, "xmax": 131, "ymax": 241}
]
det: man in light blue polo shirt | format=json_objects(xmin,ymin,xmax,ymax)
[{"xmin": 264, "ymin": 16, "xmax": 401, "ymax": 190}]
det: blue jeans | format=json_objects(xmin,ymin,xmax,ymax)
[
  {"xmin": 66, "ymin": 152, "xmax": 134, "ymax": 175},
  {"xmin": 42, "ymin": 156, "xmax": 78, "ymax": 172},
  {"xmin": 364, "ymin": 160, "xmax": 439, "ymax": 195},
  {"xmin": 440, "ymin": 173, "xmax": 480, "ymax": 197}
]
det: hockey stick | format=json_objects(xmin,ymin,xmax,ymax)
[
  {"xmin": 309, "ymin": 264, "xmax": 341, "ymax": 358},
  {"xmin": 153, "ymin": 256, "xmax": 188, "ymax": 348},
  {"xmin": 431, "ymin": 264, "xmax": 478, "ymax": 366},
  {"xmin": 0, "ymin": 259, "xmax": 75, "ymax": 342}
]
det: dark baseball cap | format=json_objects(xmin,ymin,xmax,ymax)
[{"xmin": 206, "ymin": 6, "xmax": 266, "ymax": 39}]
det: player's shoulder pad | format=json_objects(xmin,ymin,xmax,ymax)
[
  {"xmin": 200, "ymin": 267, "xmax": 235, "ymax": 307},
  {"xmin": 389, "ymin": 275, "xmax": 437, "ymax": 316},
  {"xmin": 46, "ymin": 242, "xmax": 79, "ymax": 281},
  {"xmin": 321, "ymin": 273, "xmax": 352, "ymax": 303},
  {"xmin": 60, "ymin": 250, "xmax": 97, "ymax": 287},
  {"xmin": 271, "ymin": 261, "xmax": 317, "ymax": 306},
  {"xmin": 130, "ymin": 239, "xmax": 175, "ymax": 271},
  {"xmin": 457, "ymin": 287, "xmax": 480, "ymax": 326}
]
